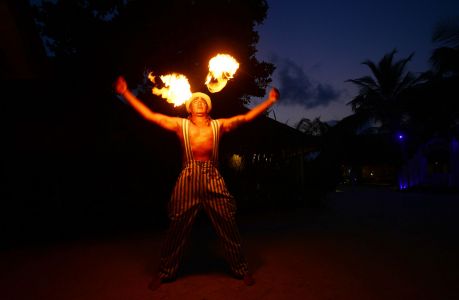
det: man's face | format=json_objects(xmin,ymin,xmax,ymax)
[{"xmin": 190, "ymin": 98, "xmax": 208, "ymax": 114}]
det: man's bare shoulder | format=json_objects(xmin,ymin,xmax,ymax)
[{"xmin": 167, "ymin": 116, "xmax": 186, "ymax": 133}]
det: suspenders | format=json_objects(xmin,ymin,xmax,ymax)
[
  {"xmin": 182, "ymin": 119, "xmax": 193, "ymax": 162},
  {"xmin": 182, "ymin": 119, "xmax": 219, "ymax": 163},
  {"xmin": 211, "ymin": 119, "xmax": 220, "ymax": 163}
]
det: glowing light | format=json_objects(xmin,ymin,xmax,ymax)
[
  {"xmin": 205, "ymin": 54, "xmax": 239, "ymax": 93},
  {"xmin": 148, "ymin": 72, "xmax": 192, "ymax": 107},
  {"xmin": 229, "ymin": 154, "xmax": 243, "ymax": 170}
]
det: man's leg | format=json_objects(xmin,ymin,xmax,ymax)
[
  {"xmin": 202, "ymin": 169, "xmax": 250, "ymax": 278},
  {"xmin": 157, "ymin": 165, "xmax": 201, "ymax": 281},
  {"xmin": 157, "ymin": 203, "xmax": 201, "ymax": 280},
  {"xmin": 202, "ymin": 166, "xmax": 255, "ymax": 285},
  {"xmin": 203, "ymin": 200, "xmax": 250, "ymax": 278}
]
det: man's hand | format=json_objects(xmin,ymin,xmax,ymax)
[
  {"xmin": 268, "ymin": 87, "xmax": 280, "ymax": 102},
  {"xmin": 115, "ymin": 76, "xmax": 128, "ymax": 95}
]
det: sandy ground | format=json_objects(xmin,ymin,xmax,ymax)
[{"xmin": 1, "ymin": 186, "xmax": 458, "ymax": 300}]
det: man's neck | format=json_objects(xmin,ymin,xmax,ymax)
[{"xmin": 190, "ymin": 114, "xmax": 210, "ymax": 127}]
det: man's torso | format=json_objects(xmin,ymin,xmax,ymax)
[{"xmin": 178, "ymin": 119, "xmax": 220, "ymax": 162}]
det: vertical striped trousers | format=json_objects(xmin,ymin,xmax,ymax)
[{"xmin": 158, "ymin": 160, "xmax": 249, "ymax": 279}]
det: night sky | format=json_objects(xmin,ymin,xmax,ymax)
[{"xmin": 249, "ymin": 0, "xmax": 459, "ymax": 126}]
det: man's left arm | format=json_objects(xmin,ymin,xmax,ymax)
[{"xmin": 219, "ymin": 88, "xmax": 280, "ymax": 133}]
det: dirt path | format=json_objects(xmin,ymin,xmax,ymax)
[{"xmin": 1, "ymin": 186, "xmax": 458, "ymax": 299}]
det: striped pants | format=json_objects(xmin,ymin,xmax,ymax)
[{"xmin": 158, "ymin": 160, "xmax": 249, "ymax": 279}]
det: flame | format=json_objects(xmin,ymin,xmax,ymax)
[
  {"xmin": 205, "ymin": 54, "xmax": 239, "ymax": 93},
  {"xmin": 148, "ymin": 72, "xmax": 192, "ymax": 107}
]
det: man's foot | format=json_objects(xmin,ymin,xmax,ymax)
[{"xmin": 243, "ymin": 273, "xmax": 255, "ymax": 286}]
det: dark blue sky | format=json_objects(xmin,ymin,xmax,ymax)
[{"xmin": 249, "ymin": 0, "xmax": 459, "ymax": 126}]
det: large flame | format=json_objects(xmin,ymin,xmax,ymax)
[
  {"xmin": 205, "ymin": 54, "xmax": 239, "ymax": 93},
  {"xmin": 148, "ymin": 72, "xmax": 192, "ymax": 107}
]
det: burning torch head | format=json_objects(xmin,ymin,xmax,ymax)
[{"xmin": 186, "ymin": 92, "xmax": 212, "ymax": 113}]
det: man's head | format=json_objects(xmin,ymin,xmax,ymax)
[{"xmin": 186, "ymin": 92, "xmax": 212, "ymax": 114}]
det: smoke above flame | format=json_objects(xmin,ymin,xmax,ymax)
[{"xmin": 205, "ymin": 54, "xmax": 239, "ymax": 93}]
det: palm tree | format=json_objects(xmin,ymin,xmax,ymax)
[
  {"xmin": 430, "ymin": 18, "xmax": 459, "ymax": 77},
  {"xmin": 346, "ymin": 49, "xmax": 420, "ymax": 133}
]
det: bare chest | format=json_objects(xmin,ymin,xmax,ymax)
[
  {"xmin": 184, "ymin": 122, "xmax": 215, "ymax": 161},
  {"xmin": 188, "ymin": 123, "xmax": 213, "ymax": 145}
]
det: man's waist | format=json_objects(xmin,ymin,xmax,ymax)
[{"xmin": 183, "ymin": 159, "xmax": 218, "ymax": 168}]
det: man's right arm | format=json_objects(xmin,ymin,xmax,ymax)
[
  {"xmin": 219, "ymin": 87, "xmax": 280, "ymax": 133},
  {"xmin": 115, "ymin": 76, "xmax": 180, "ymax": 132}
]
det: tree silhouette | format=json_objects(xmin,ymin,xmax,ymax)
[
  {"xmin": 405, "ymin": 17, "xmax": 459, "ymax": 142},
  {"xmin": 430, "ymin": 17, "xmax": 459, "ymax": 77},
  {"xmin": 346, "ymin": 49, "xmax": 420, "ymax": 134},
  {"xmin": 31, "ymin": 0, "xmax": 274, "ymax": 110}
]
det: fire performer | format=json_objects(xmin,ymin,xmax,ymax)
[{"xmin": 115, "ymin": 76, "xmax": 279, "ymax": 289}]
